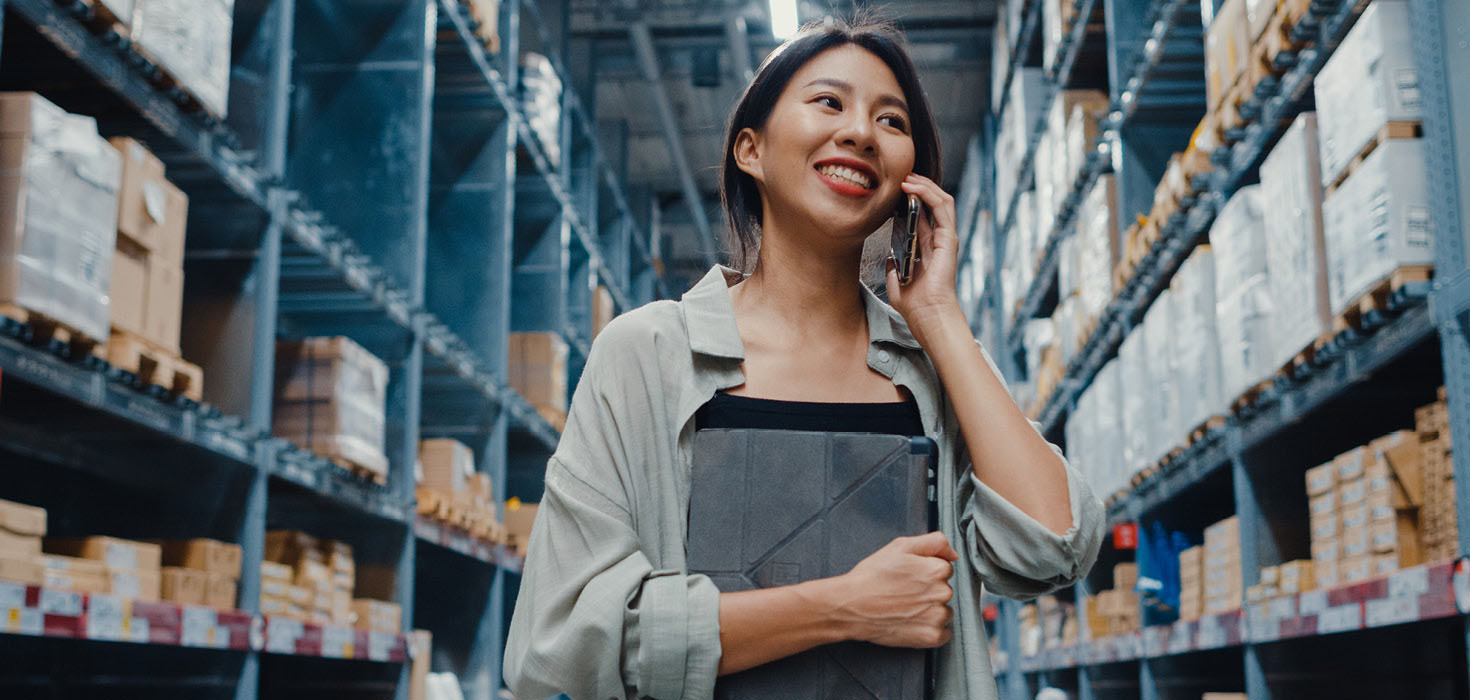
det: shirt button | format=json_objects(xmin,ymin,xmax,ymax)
[{"xmin": 876, "ymin": 350, "xmax": 892, "ymax": 363}]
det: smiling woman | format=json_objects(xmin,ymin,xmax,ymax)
[{"xmin": 503, "ymin": 17, "xmax": 1104, "ymax": 700}]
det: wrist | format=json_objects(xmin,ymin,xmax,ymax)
[
  {"xmin": 904, "ymin": 302, "xmax": 966, "ymax": 347},
  {"xmin": 802, "ymin": 575, "xmax": 861, "ymax": 644}
]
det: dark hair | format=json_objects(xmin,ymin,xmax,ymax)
[{"xmin": 719, "ymin": 18, "xmax": 942, "ymax": 271}]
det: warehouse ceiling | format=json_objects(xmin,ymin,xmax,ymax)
[{"xmin": 567, "ymin": 0, "xmax": 996, "ymax": 284}]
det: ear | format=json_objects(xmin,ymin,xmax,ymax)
[{"xmin": 732, "ymin": 127, "xmax": 764, "ymax": 183}]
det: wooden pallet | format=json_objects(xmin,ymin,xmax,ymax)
[
  {"xmin": 1231, "ymin": 378, "xmax": 1276, "ymax": 414},
  {"xmin": 78, "ymin": 0, "xmax": 130, "ymax": 36},
  {"xmin": 106, "ymin": 329, "xmax": 204, "ymax": 401},
  {"xmin": 1188, "ymin": 415, "xmax": 1227, "ymax": 446},
  {"xmin": 0, "ymin": 303, "xmax": 106, "ymax": 360},
  {"xmin": 415, "ymin": 488, "xmax": 452, "ymax": 520},
  {"xmin": 1331, "ymin": 265, "xmax": 1434, "ymax": 334},
  {"xmin": 1325, "ymin": 121, "xmax": 1424, "ymax": 196}
]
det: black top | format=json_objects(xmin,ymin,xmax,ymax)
[{"xmin": 695, "ymin": 391, "xmax": 925, "ymax": 437}]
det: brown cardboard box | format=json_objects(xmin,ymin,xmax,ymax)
[
  {"xmin": 1340, "ymin": 554, "xmax": 1371, "ymax": 583},
  {"xmin": 1338, "ymin": 477, "xmax": 1367, "ymax": 508},
  {"xmin": 1339, "ymin": 501, "xmax": 1369, "ymax": 530},
  {"xmin": 1335, "ymin": 446, "xmax": 1368, "ymax": 482},
  {"xmin": 110, "ymin": 241, "xmax": 149, "ymax": 337},
  {"xmin": 504, "ymin": 500, "xmax": 539, "ymax": 555},
  {"xmin": 509, "ymin": 332, "xmax": 568, "ymax": 413},
  {"xmin": 286, "ymin": 584, "xmax": 312, "ymax": 607},
  {"xmin": 1308, "ymin": 491, "xmax": 1336, "ymax": 517},
  {"xmin": 261, "ymin": 560, "xmax": 293, "ymax": 583},
  {"xmin": 44, "ymin": 566, "xmax": 108, "ymax": 594},
  {"xmin": 464, "ymin": 0, "xmax": 500, "ymax": 50},
  {"xmin": 1310, "ymin": 511, "xmax": 1338, "ymax": 541},
  {"xmin": 1305, "ymin": 462, "xmax": 1336, "ymax": 496},
  {"xmin": 159, "ymin": 539, "xmax": 242, "ymax": 580},
  {"xmin": 162, "ymin": 566, "xmax": 207, "ymax": 605},
  {"xmin": 1113, "ymin": 563, "xmax": 1138, "ymax": 592},
  {"xmin": 0, "ymin": 499, "xmax": 45, "ymax": 538},
  {"xmin": 41, "ymin": 554, "xmax": 106, "ymax": 577},
  {"xmin": 108, "ymin": 567, "xmax": 162, "ymax": 601},
  {"xmin": 1179, "ymin": 546, "xmax": 1204, "ymax": 579},
  {"xmin": 1370, "ymin": 511, "xmax": 1420, "ymax": 564},
  {"xmin": 109, "ymin": 137, "xmax": 187, "ymax": 262},
  {"xmin": 1315, "ymin": 558, "xmax": 1341, "ymax": 588},
  {"xmin": 204, "ymin": 571, "xmax": 237, "ymax": 609},
  {"xmin": 45, "ymin": 536, "xmax": 161, "ymax": 571},
  {"xmin": 265, "ymin": 530, "xmax": 323, "ymax": 567},
  {"xmin": 0, "ymin": 529, "xmax": 40, "ymax": 561},
  {"xmin": 1371, "ymin": 551, "xmax": 1403, "ymax": 576},
  {"xmin": 352, "ymin": 598, "xmax": 402, "ymax": 633},
  {"xmin": 468, "ymin": 472, "xmax": 493, "ymax": 508},
  {"xmin": 1377, "ymin": 433, "xmax": 1424, "ymax": 506},
  {"xmin": 1278, "ymin": 560, "xmax": 1315, "ymax": 594},
  {"xmin": 1205, "ymin": 516, "xmax": 1240, "ymax": 552},
  {"xmin": 592, "ymin": 285, "xmax": 616, "ymax": 339},
  {"xmin": 1311, "ymin": 537, "xmax": 1339, "ymax": 564},
  {"xmin": 1204, "ymin": 0, "xmax": 1249, "ymax": 109},
  {"xmin": 146, "ymin": 261, "xmax": 184, "ymax": 352},
  {"xmin": 1340, "ymin": 523, "xmax": 1370, "ymax": 558},
  {"xmin": 0, "ymin": 557, "xmax": 43, "ymax": 586},
  {"xmin": 409, "ymin": 630, "xmax": 433, "ymax": 700},
  {"xmin": 1366, "ymin": 486, "xmax": 1395, "ymax": 522},
  {"xmin": 419, "ymin": 438, "xmax": 473, "ymax": 495}
]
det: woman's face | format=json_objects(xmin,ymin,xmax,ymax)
[{"xmin": 736, "ymin": 44, "xmax": 918, "ymax": 244}]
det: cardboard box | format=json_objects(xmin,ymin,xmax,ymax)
[
  {"xmin": 159, "ymin": 539, "xmax": 242, "ymax": 580},
  {"xmin": 205, "ymin": 571, "xmax": 236, "ymax": 609},
  {"xmin": 146, "ymin": 261, "xmax": 184, "ymax": 352},
  {"xmin": 1203, "ymin": 694, "xmax": 1248, "ymax": 700},
  {"xmin": 109, "ymin": 241, "xmax": 149, "ymax": 338},
  {"xmin": 1315, "ymin": 558, "xmax": 1341, "ymax": 588},
  {"xmin": 1339, "ymin": 502, "xmax": 1369, "ymax": 530},
  {"xmin": 1340, "ymin": 554, "xmax": 1371, "ymax": 583},
  {"xmin": 265, "ymin": 530, "xmax": 323, "ymax": 567},
  {"xmin": 261, "ymin": 560, "xmax": 293, "ymax": 582},
  {"xmin": 162, "ymin": 566, "xmax": 207, "ymax": 605},
  {"xmin": 0, "ymin": 557, "xmax": 44, "ymax": 586},
  {"xmin": 1340, "ymin": 524, "xmax": 1370, "ymax": 558},
  {"xmin": 592, "ymin": 285, "xmax": 615, "ymax": 339},
  {"xmin": 354, "ymin": 564, "xmax": 398, "ymax": 601},
  {"xmin": 1335, "ymin": 447, "xmax": 1368, "ymax": 481},
  {"xmin": 1338, "ymin": 477, "xmax": 1367, "ymax": 508},
  {"xmin": 1278, "ymin": 560, "xmax": 1315, "ymax": 594},
  {"xmin": 419, "ymin": 438, "xmax": 474, "ymax": 495},
  {"xmin": 1370, "ymin": 511, "xmax": 1420, "ymax": 565},
  {"xmin": 131, "ymin": 0, "xmax": 235, "ymax": 118},
  {"xmin": 1312, "ymin": 537, "xmax": 1340, "ymax": 563},
  {"xmin": 1204, "ymin": 0, "xmax": 1250, "ymax": 109},
  {"xmin": 1205, "ymin": 516, "xmax": 1240, "ymax": 552},
  {"xmin": 509, "ymin": 332, "xmax": 569, "ymax": 413},
  {"xmin": 1376, "ymin": 432, "xmax": 1424, "ymax": 506},
  {"xmin": 109, "ymin": 567, "xmax": 162, "ymax": 601},
  {"xmin": 0, "ymin": 499, "xmax": 46, "ymax": 538},
  {"xmin": 352, "ymin": 598, "xmax": 402, "ymax": 633},
  {"xmin": 1372, "ymin": 551, "xmax": 1403, "ymax": 575},
  {"xmin": 1113, "ymin": 563, "xmax": 1138, "ymax": 592},
  {"xmin": 1366, "ymin": 485, "xmax": 1396, "ymax": 522},
  {"xmin": 274, "ymin": 337, "xmax": 389, "ymax": 478},
  {"xmin": 1305, "ymin": 461, "xmax": 1336, "ymax": 497},
  {"xmin": 44, "ymin": 566, "xmax": 108, "ymax": 594},
  {"xmin": 409, "ymin": 630, "xmax": 433, "ymax": 700},
  {"xmin": 40, "ymin": 554, "xmax": 106, "ymax": 577},
  {"xmin": 1310, "ymin": 511, "xmax": 1338, "ymax": 541},
  {"xmin": 1314, "ymin": 0, "xmax": 1419, "ymax": 184},
  {"xmin": 1309, "ymin": 491, "xmax": 1336, "ymax": 517},
  {"xmin": 327, "ymin": 542, "xmax": 354, "ymax": 577},
  {"xmin": 109, "ymin": 137, "xmax": 187, "ymax": 262},
  {"xmin": 0, "ymin": 528, "xmax": 40, "ymax": 561},
  {"xmin": 1179, "ymin": 546, "xmax": 1204, "ymax": 579},
  {"xmin": 504, "ymin": 501, "xmax": 539, "ymax": 555},
  {"xmin": 45, "ymin": 536, "xmax": 161, "ymax": 571}
]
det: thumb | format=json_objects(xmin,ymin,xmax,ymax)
[
  {"xmin": 899, "ymin": 531, "xmax": 959, "ymax": 561},
  {"xmin": 884, "ymin": 257, "xmax": 901, "ymax": 300}
]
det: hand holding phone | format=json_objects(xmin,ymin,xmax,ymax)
[{"xmin": 891, "ymin": 194, "xmax": 923, "ymax": 285}]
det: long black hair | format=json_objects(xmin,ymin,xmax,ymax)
[{"xmin": 719, "ymin": 18, "xmax": 942, "ymax": 271}]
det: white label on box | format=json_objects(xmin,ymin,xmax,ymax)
[
  {"xmin": 111, "ymin": 572, "xmax": 141, "ymax": 600},
  {"xmin": 265, "ymin": 617, "xmax": 304, "ymax": 654},
  {"xmin": 1366, "ymin": 595, "xmax": 1419, "ymax": 628},
  {"xmin": 1405, "ymin": 206, "xmax": 1432, "ymax": 247},
  {"xmin": 86, "ymin": 594, "xmax": 124, "ymax": 641},
  {"xmin": 129, "ymin": 616, "xmax": 150, "ymax": 643},
  {"xmin": 1395, "ymin": 68, "xmax": 1421, "ymax": 109},
  {"xmin": 322, "ymin": 625, "xmax": 354, "ymax": 658},
  {"xmin": 40, "ymin": 589, "xmax": 83, "ymax": 617},
  {"xmin": 1318, "ymin": 603, "xmax": 1362, "ymax": 634},
  {"xmin": 1299, "ymin": 590, "xmax": 1329, "ymax": 616},
  {"xmin": 182, "ymin": 606, "xmax": 216, "ymax": 647},
  {"xmin": 0, "ymin": 582, "xmax": 26, "ymax": 609},
  {"xmin": 1247, "ymin": 605, "xmax": 1277, "ymax": 642},
  {"xmin": 1388, "ymin": 566, "xmax": 1430, "ymax": 599},
  {"xmin": 4, "ymin": 607, "xmax": 43, "ymax": 635},
  {"xmin": 1169, "ymin": 620, "xmax": 1192, "ymax": 654},
  {"xmin": 1197, "ymin": 615, "xmax": 1226, "ymax": 648},
  {"xmin": 104, "ymin": 542, "xmax": 137, "ymax": 570},
  {"xmin": 213, "ymin": 625, "xmax": 231, "ymax": 649},
  {"xmin": 1270, "ymin": 596, "xmax": 1296, "ymax": 621},
  {"xmin": 368, "ymin": 631, "xmax": 395, "ymax": 661}
]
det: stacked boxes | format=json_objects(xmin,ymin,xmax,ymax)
[
  {"xmin": 1178, "ymin": 546, "xmax": 1203, "ymax": 621},
  {"xmin": 1209, "ymin": 185, "xmax": 1273, "ymax": 407},
  {"xmin": 1247, "ymin": 560, "xmax": 1315, "ymax": 603},
  {"xmin": 0, "ymin": 92, "xmax": 121, "ymax": 342},
  {"xmin": 592, "ymin": 285, "xmax": 616, "ymax": 339},
  {"xmin": 1036, "ymin": 90, "xmax": 1109, "ymax": 242},
  {"xmin": 503, "ymin": 498, "xmax": 539, "ymax": 557},
  {"xmin": 1416, "ymin": 391, "xmax": 1457, "ymax": 562},
  {"xmin": 418, "ymin": 438, "xmax": 502, "ymax": 540},
  {"xmin": 159, "ymin": 539, "xmax": 242, "ymax": 609},
  {"xmin": 1309, "ymin": 433, "xmax": 1426, "ymax": 587},
  {"xmin": 1259, "ymin": 113, "xmax": 1331, "ymax": 372},
  {"xmin": 463, "ymin": 0, "xmax": 501, "ymax": 53},
  {"xmin": 108, "ymin": 137, "xmax": 189, "ymax": 353},
  {"xmin": 0, "ymin": 499, "xmax": 46, "ymax": 586},
  {"xmin": 1170, "ymin": 246, "xmax": 1224, "ymax": 433},
  {"xmin": 1081, "ymin": 563, "xmax": 1141, "ymax": 638},
  {"xmin": 520, "ymin": 54, "xmax": 563, "ymax": 168},
  {"xmin": 130, "ymin": 0, "xmax": 235, "ymax": 118},
  {"xmin": 1203, "ymin": 0, "xmax": 1250, "ymax": 110},
  {"xmin": 1142, "ymin": 290, "xmax": 1180, "ymax": 464},
  {"xmin": 1075, "ymin": 175, "xmax": 1120, "ymax": 329},
  {"xmin": 44, "ymin": 536, "xmax": 162, "ymax": 601},
  {"xmin": 1203, "ymin": 516, "xmax": 1241, "ymax": 614},
  {"xmin": 262, "ymin": 531, "xmax": 363, "ymax": 626},
  {"xmin": 1118, "ymin": 326, "xmax": 1151, "ymax": 473},
  {"xmin": 1313, "ymin": 0, "xmax": 1419, "ymax": 184},
  {"xmin": 509, "ymin": 332, "xmax": 569, "ymax": 430},
  {"xmin": 274, "ymin": 337, "xmax": 390, "ymax": 481}
]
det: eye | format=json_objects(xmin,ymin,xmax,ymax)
[
  {"xmin": 880, "ymin": 115, "xmax": 909, "ymax": 132},
  {"xmin": 814, "ymin": 95, "xmax": 842, "ymax": 110}
]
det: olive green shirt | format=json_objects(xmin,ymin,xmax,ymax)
[{"xmin": 504, "ymin": 265, "xmax": 1105, "ymax": 699}]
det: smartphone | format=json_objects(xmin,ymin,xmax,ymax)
[{"xmin": 891, "ymin": 194, "xmax": 923, "ymax": 285}]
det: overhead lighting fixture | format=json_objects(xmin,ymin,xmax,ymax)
[{"xmin": 769, "ymin": 0, "xmax": 799, "ymax": 39}]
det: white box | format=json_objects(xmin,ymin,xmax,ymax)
[
  {"xmin": 1210, "ymin": 185, "xmax": 1274, "ymax": 408},
  {"xmin": 1314, "ymin": 0, "xmax": 1419, "ymax": 184},
  {"xmin": 1008, "ymin": 68, "xmax": 1048, "ymax": 146},
  {"xmin": 131, "ymin": 0, "xmax": 235, "ymax": 118},
  {"xmin": 1092, "ymin": 360, "xmax": 1126, "ymax": 496},
  {"xmin": 1058, "ymin": 234, "xmax": 1080, "ymax": 300},
  {"xmin": 1170, "ymin": 246, "xmax": 1224, "ymax": 432},
  {"xmin": 1321, "ymin": 139, "xmax": 1433, "ymax": 315},
  {"xmin": 1260, "ymin": 113, "xmax": 1331, "ymax": 372},
  {"xmin": 1142, "ymin": 289, "xmax": 1179, "ymax": 463},
  {"xmin": 1119, "ymin": 327, "xmax": 1151, "ymax": 474},
  {"xmin": 1076, "ymin": 175, "xmax": 1119, "ymax": 323}
]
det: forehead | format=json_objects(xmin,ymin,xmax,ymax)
[{"xmin": 788, "ymin": 44, "xmax": 904, "ymax": 101}]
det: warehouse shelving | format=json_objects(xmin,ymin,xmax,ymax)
[
  {"xmin": 0, "ymin": 0, "xmax": 655, "ymax": 697},
  {"xmin": 968, "ymin": 0, "xmax": 1470, "ymax": 697}
]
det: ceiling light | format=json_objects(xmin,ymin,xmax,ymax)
[{"xmin": 769, "ymin": 0, "xmax": 799, "ymax": 39}]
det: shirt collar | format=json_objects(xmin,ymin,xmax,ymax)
[{"xmin": 679, "ymin": 264, "xmax": 922, "ymax": 360}]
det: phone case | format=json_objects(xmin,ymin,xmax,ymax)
[{"xmin": 687, "ymin": 429, "xmax": 937, "ymax": 700}]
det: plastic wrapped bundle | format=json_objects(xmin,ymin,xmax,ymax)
[
  {"xmin": 995, "ymin": 114, "xmax": 1025, "ymax": 224},
  {"xmin": 1066, "ymin": 98, "xmax": 1110, "ymax": 194},
  {"xmin": 1321, "ymin": 139, "xmax": 1433, "ymax": 315},
  {"xmin": 274, "ymin": 337, "xmax": 390, "ymax": 479},
  {"xmin": 1142, "ymin": 290, "xmax": 1180, "ymax": 462},
  {"xmin": 1035, "ymin": 131, "xmax": 1058, "ymax": 246},
  {"xmin": 520, "ymin": 53, "xmax": 563, "ymax": 168},
  {"xmin": 1092, "ymin": 360, "xmax": 1125, "ymax": 497},
  {"xmin": 1076, "ymin": 175, "xmax": 1120, "ymax": 324},
  {"xmin": 0, "ymin": 93, "xmax": 121, "ymax": 342},
  {"xmin": 1260, "ymin": 113, "xmax": 1331, "ymax": 372},
  {"xmin": 1118, "ymin": 327, "xmax": 1151, "ymax": 474},
  {"xmin": 1170, "ymin": 246, "xmax": 1224, "ymax": 432},
  {"xmin": 1210, "ymin": 185, "xmax": 1273, "ymax": 408},
  {"xmin": 131, "ymin": 0, "xmax": 235, "ymax": 118},
  {"xmin": 1053, "ymin": 295, "xmax": 1080, "ymax": 367},
  {"xmin": 1057, "ymin": 233, "xmax": 1080, "ymax": 300},
  {"xmin": 1017, "ymin": 190, "xmax": 1039, "ymax": 269},
  {"xmin": 1313, "ymin": 0, "xmax": 1418, "ymax": 185}
]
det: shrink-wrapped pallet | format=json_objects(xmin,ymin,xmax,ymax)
[
  {"xmin": 1211, "ymin": 186, "xmax": 1274, "ymax": 407},
  {"xmin": 995, "ymin": 112, "xmax": 1026, "ymax": 225},
  {"xmin": 1092, "ymin": 360, "xmax": 1125, "ymax": 496},
  {"xmin": 1170, "ymin": 246, "xmax": 1224, "ymax": 432},
  {"xmin": 1076, "ymin": 174, "xmax": 1119, "ymax": 324},
  {"xmin": 520, "ymin": 53, "xmax": 563, "ymax": 168},
  {"xmin": 0, "ymin": 93, "xmax": 121, "ymax": 342},
  {"xmin": 274, "ymin": 336, "xmax": 390, "ymax": 479},
  {"xmin": 1313, "ymin": 0, "xmax": 1419, "ymax": 185},
  {"xmin": 1053, "ymin": 294, "xmax": 1080, "ymax": 368},
  {"xmin": 1321, "ymin": 139, "xmax": 1433, "ymax": 316},
  {"xmin": 1057, "ymin": 233, "xmax": 1080, "ymax": 300},
  {"xmin": 132, "ymin": 0, "xmax": 235, "ymax": 118},
  {"xmin": 1142, "ymin": 289, "xmax": 1180, "ymax": 462},
  {"xmin": 1017, "ymin": 190, "xmax": 1040, "ymax": 267},
  {"xmin": 1260, "ymin": 113, "xmax": 1331, "ymax": 372},
  {"xmin": 1118, "ymin": 326, "xmax": 1151, "ymax": 474},
  {"xmin": 1035, "ymin": 131, "xmax": 1059, "ymax": 246},
  {"xmin": 1065, "ymin": 98, "xmax": 1110, "ymax": 197}
]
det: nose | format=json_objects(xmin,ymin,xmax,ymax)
[{"xmin": 835, "ymin": 111, "xmax": 877, "ymax": 153}]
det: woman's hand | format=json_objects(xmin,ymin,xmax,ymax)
[
  {"xmin": 886, "ymin": 173, "xmax": 962, "ymax": 340},
  {"xmin": 829, "ymin": 531, "xmax": 959, "ymax": 648}
]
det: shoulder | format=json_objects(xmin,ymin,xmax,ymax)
[{"xmin": 583, "ymin": 299, "xmax": 690, "ymax": 379}]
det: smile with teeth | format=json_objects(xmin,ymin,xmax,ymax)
[{"xmin": 816, "ymin": 164, "xmax": 875, "ymax": 190}]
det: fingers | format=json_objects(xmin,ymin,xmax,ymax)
[
  {"xmin": 896, "ymin": 531, "xmax": 960, "ymax": 562},
  {"xmin": 900, "ymin": 174, "xmax": 957, "ymax": 234},
  {"xmin": 885, "ymin": 256, "xmax": 902, "ymax": 299}
]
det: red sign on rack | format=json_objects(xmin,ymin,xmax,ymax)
[{"xmin": 1112, "ymin": 522, "xmax": 1138, "ymax": 550}]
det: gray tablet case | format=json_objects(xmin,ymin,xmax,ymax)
[{"xmin": 687, "ymin": 429, "xmax": 938, "ymax": 700}]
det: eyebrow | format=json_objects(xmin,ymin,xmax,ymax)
[{"xmin": 803, "ymin": 78, "xmax": 909, "ymax": 112}]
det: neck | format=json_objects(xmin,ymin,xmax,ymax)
[{"xmin": 732, "ymin": 212, "xmax": 868, "ymax": 337}]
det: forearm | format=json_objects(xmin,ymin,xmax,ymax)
[
  {"xmin": 910, "ymin": 305, "xmax": 1073, "ymax": 535},
  {"xmin": 717, "ymin": 577, "xmax": 850, "ymax": 676}
]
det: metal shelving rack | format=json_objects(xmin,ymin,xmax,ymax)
[
  {"xmin": 959, "ymin": 0, "xmax": 1470, "ymax": 697},
  {"xmin": 0, "ymin": 0, "xmax": 657, "ymax": 697}
]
